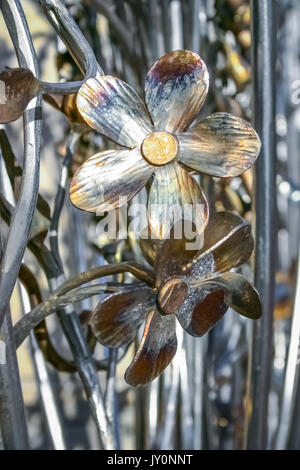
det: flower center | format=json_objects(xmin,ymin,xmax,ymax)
[
  {"xmin": 157, "ymin": 278, "xmax": 188, "ymax": 315},
  {"xmin": 141, "ymin": 131, "xmax": 178, "ymax": 166}
]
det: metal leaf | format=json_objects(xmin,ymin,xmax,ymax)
[
  {"xmin": 179, "ymin": 112, "xmax": 261, "ymax": 177},
  {"xmin": 184, "ymin": 211, "xmax": 254, "ymax": 283},
  {"xmin": 90, "ymin": 287, "xmax": 155, "ymax": 348},
  {"xmin": 175, "ymin": 282, "xmax": 228, "ymax": 337},
  {"xmin": 154, "ymin": 229, "xmax": 197, "ymax": 286},
  {"xmin": 0, "ymin": 67, "xmax": 41, "ymax": 123},
  {"xmin": 145, "ymin": 50, "xmax": 209, "ymax": 133},
  {"xmin": 125, "ymin": 310, "xmax": 177, "ymax": 387},
  {"xmin": 212, "ymin": 272, "xmax": 262, "ymax": 320}
]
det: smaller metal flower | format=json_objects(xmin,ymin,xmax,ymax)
[
  {"xmin": 69, "ymin": 50, "xmax": 261, "ymax": 238},
  {"xmin": 90, "ymin": 211, "xmax": 262, "ymax": 387}
]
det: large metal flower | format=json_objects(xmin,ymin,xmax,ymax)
[
  {"xmin": 70, "ymin": 50, "xmax": 261, "ymax": 238},
  {"xmin": 90, "ymin": 211, "xmax": 262, "ymax": 387}
]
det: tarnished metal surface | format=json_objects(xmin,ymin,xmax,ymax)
[
  {"xmin": 145, "ymin": 50, "xmax": 209, "ymax": 133},
  {"xmin": 179, "ymin": 112, "xmax": 261, "ymax": 177},
  {"xmin": 147, "ymin": 162, "xmax": 209, "ymax": 239},
  {"xmin": 70, "ymin": 148, "xmax": 152, "ymax": 212},
  {"xmin": 77, "ymin": 75, "xmax": 153, "ymax": 147}
]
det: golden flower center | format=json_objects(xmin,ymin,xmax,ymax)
[{"xmin": 141, "ymin": 131, "xmax": 178, "ymax": 166}]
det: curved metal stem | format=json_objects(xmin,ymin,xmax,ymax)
[
  {"xmin": 39, "ymin": 0, "xmax": 102, "ymax": 77},
  {"xmin": 0, "ymin": 0, "xmax": 42, "ymax": 328}
]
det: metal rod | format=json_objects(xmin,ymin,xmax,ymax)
[
  {"xmin": 0, "ymin": 310, "xmax": 29, "ymax": 449},
  {"xmin": 0, "ymin": 188, "xmax": 29, "ymax": 449},
  {"xmin": 275, "ymin": 248, "xmax": 300, "ymax": 448},
  {"xmin": 0, "ymin": 0, "xmax": 42, "ymax": 330},
  {"xmin": 105, "ymin": 348, "xmax": 120, "ymax": 449},
  {"xmin": 18, "ymin": 282, "xmax": 66, "ymax": 450},
  {"xmin": 245, "ymin": 0, "xmax": 277, "ymax": 450},
  {"xmin": 39, "ymin": 0, "xmax": 101, "ymax": 77}
]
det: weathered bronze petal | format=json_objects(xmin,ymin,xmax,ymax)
[
  {"xmin": 89, "ymin": 287, "xmax": 155, "ymax": 348},
  {"xmin": 154, "ymin": 229, "xmax": 198, "ymax": 286},
  {"xmin": 184, "ymin": 211, "xmax": 254, "ymax": 283},
  {"xmin": 145, "ymin": 50, "xmax": 209, "ymax": 133},
  {"xmin": 212, "ymin": 272, "xmax": 262, "ymax": 319},
  {"xmin": 125, "ymin": 310, "xmax": 177, "ymax": 387},
  {"xmin": 179, "ymin": 112, "xmax": 261, "ymax": 177},
  {"xmin": 70, "ymin": 148, "xmax": 152, "ymax": 213},
  {"xmin": 175, "ymin": 282, "xmax": 228, "ymax": 337},
  {"xmin": 76, "ymin": 75, "xmax": 153, "ymax": 147},
  {"xmin": 148, "ymin": 162, "xmax": 209, "ymax": 240},
  {"xmin": 157, "ymin": 277, "xmax": 189, "ymax": 315},
  {"xmin": 0, "ymin": 68, "xmax": 41, "ymax": 123}
]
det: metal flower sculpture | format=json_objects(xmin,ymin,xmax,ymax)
[
  {"xmin": 69, "ymin": 50, "xmax": 261, "ymax": 238},
  {"xmin": 90, "ymin": 211, "xmax": 262, "ymax": 387}
]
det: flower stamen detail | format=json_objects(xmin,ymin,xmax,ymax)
[{"xmin": 141, "ymin": 131, "xmax": 178, "ymax": 166}]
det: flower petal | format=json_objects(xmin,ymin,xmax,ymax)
[
  {"xmin": 183, "ymin": 211, "xmax": 254, "ymax": 282},
  {"xmin": 145, "ymin": 50, "xmax": 209, "ymax": 133},
  {"xmin": 0, "ymin": 68, "xmax": 41, "ymax": 123},
  {"xmin": 154, "ymin": 233, "xmax": 197, "ymax": 286},
  {"xmin": 70, "ymin": 148, "xmax": 152, "ymax": 212},
  {"xmin": 125, "ymin": 310, "xmax": 177, "ymax": 387},
  {"xmin": 179, "ymin": 113, "xmax": 261, "ymax": 177},
  {"xmin": 148, "ymin": 162, "xmax": 209, "ymax": 240},
  {"xmin": 89, "ymin": 287, "xmax": 155, "ymax": 348},
  {"xmin": 77, "ymin": 75, "xmax": 153, "ymax": 147},
  {"xmin": 212, "ymin": 272, "xmax": 262, "ymax": 320},
  {"xmin": 175, "ymin": 282, "xmax": 228, "ymax": 337}
]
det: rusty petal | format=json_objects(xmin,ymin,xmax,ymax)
[
  {"xmin": 77, "ymin": 75, "xmax": 153, "ymax": 147},
  {"xmin": 212, "ymin": 272, "xmax": 262, "ymax": 320},
  {"xmin": 155, "ymin": 229, "xmax": 197, "ymax": 286},
  {"xmin": 0, "ymin": 68, "xmax": 41, "ymax": 123},
  {"xmin": 90, "ymin": 287, "xmax": 155, "ymax": 348},
  {"xmin": 200, "ymin": 211, "xmax": 251, "ymax": 253},
  {"xmin": 70, "ymin": 148, "xmax": 152, "ymax": 212},
  {"xmin": 184, "ymin": 211, "xmax": 254, "ymax": 283},
  {"xmin": 175, "ymin": 282, "xmax": 228, "ymax": 337},
  {"xmin": 148, "ymin": 162, "xmax": 209, "ymax": 240},
  {"xmin": 125, "ymin": 309, "xmax": 177, "ymax": 387},
  {"xmin": 179, "ymin": 113, "xmax": 261, "ymax": 177},
  {"xmin": 145, "ymin": 50, "xmax": 209, "ymax": 133},
  {"xmin": 157, "ymin": 278, "xmax": 189, "ymax": 315}
]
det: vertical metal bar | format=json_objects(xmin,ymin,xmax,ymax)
[
  {"xmin": 170, "ymin": 0, "xmax": 183, "ymax": 50},
  {"xmin": 275, "ymin": 248, "xmax": 300, "ymax": 449},
  {"xmin": 0, "ymin": 0, "xmax": 42, "ymax": 331},
  {"xmin": 245, "ymin": 0, "xmax": 277, "ymax": 450},
  {"xmin": 193, "ymin": 337, "xmax": 206, "ymax": 449},
  {"xmin": 105, "ymin": 348, "xmax": 120, "ymax": 449},
  {"xmin": 287, "ymin": 373, "xmax": 300, "ymax": 449},
  {"xmin": 18, "ymin": 282, "xmax": 66, "ymax": 450},
  {"xmin": 0, "ymin": 310, "xmax": 29, "ymax": 449}
]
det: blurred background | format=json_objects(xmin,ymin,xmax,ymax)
[{"xmin": 0, "ymin": 0, "xmax": 300, "ymax": 450}]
